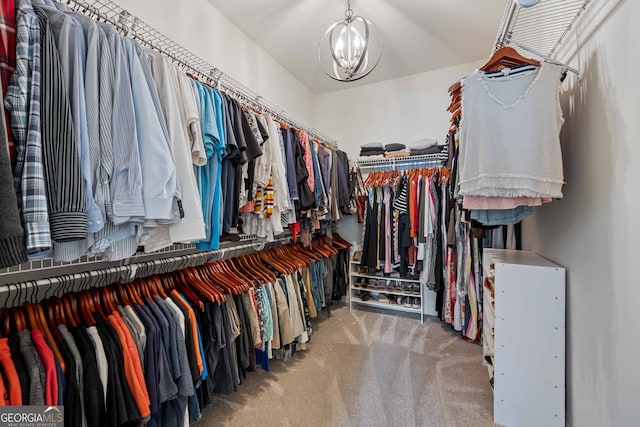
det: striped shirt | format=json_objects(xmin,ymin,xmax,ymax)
[
  {"xmin": 50, "ymin": 11, "xmax": 121, "ymax": 262},
  {"xmin": 33, "ymin": 5, "xmax": 87, "ymax": 241},
  {"xmin": 34, "ymin": 0, "xmax": 104, "ymax": 234},
  {"xmin": 393, "ymin": 176, "xmax": 409, "ymax": 213},
  {"xmin": 89, "ymin": 23, "xmax": 142, "ymax": 261},
  {"xmin": 98, "ymin": 24, "xmax": 144, "ymax": 223},
  {"xmin": 4, "ymin": 0, "xmax": 51, "ymax": 256},
  {"xmin": 71, "ymin": 11, "xmax": 102, "ymax": 213}
]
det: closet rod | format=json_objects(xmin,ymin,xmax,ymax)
[
  {"xmin": 0, "ymin": 235, "xmax": 293, "ymax": 308},
  {"xmin": 65, "ymin": 0, "xmax": 337, "ymax": 149},
  {"xmin": 506, "ymin": 37, "xmax": 580, "ymax": 76}
]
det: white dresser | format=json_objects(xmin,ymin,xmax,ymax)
[{"xmin": 482, "ymin": 249, "xmax": 566, "ymax": 427}]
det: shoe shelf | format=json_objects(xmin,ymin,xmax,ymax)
[
  {"xmin": 350, "ymin": 296, "xmax": 423, "ymax": 315},
  {"xmin": 350, "ymin": 284, "xmax": 420, "ymax": 298},
  {"xmin": 350, "ymin": 272, "xmax": 422, "ymax": 284},
  {"xmin": 349, "ymin": 256, "xmax": 424, "ymax": 323}
]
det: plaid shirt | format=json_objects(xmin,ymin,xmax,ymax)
[
  {"xmin": 4, "ymin": 0, "xmax": 51, "ymax": 256},
  {"xmin": 1, "ymin": 0, "xmax": 16, "ymax": 163}
]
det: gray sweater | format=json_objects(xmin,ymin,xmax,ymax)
[{"xmin": 0, "ymin": 84, "xmax": 28, "ymax": 268}]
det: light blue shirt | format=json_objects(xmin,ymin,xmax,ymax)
[
  {"xmin": 194, "ymin": 81, "xmax": 225, "ymax": 250},
  {"xmin": 124, "ymin": 38, "xmax": 178, "ymax": 221}
]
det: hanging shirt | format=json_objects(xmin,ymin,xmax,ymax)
[
  {"xmin": 143, "ymin": 51, "xmax": 206, "ymax": 250},
  {"xmin": 58, "ymin": 326, "xmax": 86, "ymax": 425},
  {"xmin": 297, "ymin": 130, "xmax": 314, "ymax": 193},
  {"xmin": 0, "ymin": 338, "xmax": 22, "ymax": 405},
  {"xmin": 5, "ymin": 0, "xmax": 52, "ymax": 257},
  {"xmin": 30, "ymin": 330, "xmax": 57, "ymax": 406},
  {"xmin": 194, "ymin": 82, "xmax": 225, "ymax": 250},
  {"xmin": 459, "ymin": 62, "xmax": 564, "ymax": 198},
  {"xmin": 108, "ymin": 313, "xmax": 151, "ymax": 419},
  {"xmin": 281, "ymin": 127, "xmax": 298, "ymax": 201},
  {"xmin": 33, "ymin": 0, "xmax": 104, "ymax": 236},
  {"xmin": 174, "ymin": 70, "xmax": 206, "ymax": 166},
  {"xmin": 89, "ymin": 24, "xmax": 142, "ymax": 262},
  {"xmin": 69, "ymin": 327, "xmax": 104, "ymax": 427},
  {"xmin": 86, "ymin": 326, "xmax": 109, "ymax": 407},
  {"xmin": 36, "ymin": 5, "xmax": 89, "ymax": 242},
  {"xmin": 124, "ymin": 38, "xmax": 178, "ymax": 222}
]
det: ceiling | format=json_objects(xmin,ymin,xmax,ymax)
[{"xmin": 207, "ymin": 0, "xmax": 508, "ymax": 94}]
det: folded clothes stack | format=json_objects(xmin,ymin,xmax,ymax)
[
  {"xmin": 409, "ymin": 138, "xmax": 444, "ymax": 156},
  {"xmin": 359, "ymin": 142, "xmax": 385, "ymax": 157},
  {"xmin": 383, "ymin": 143, "xmax": 409, "ymax": 158}
]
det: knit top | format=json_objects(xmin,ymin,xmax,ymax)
[{"xmin": 458, "ymin": 62, "xmax": 565, "ymax": 198}]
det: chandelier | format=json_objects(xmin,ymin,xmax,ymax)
[{"xmin": 318, "ymin": 0, "xmax": 383, "ymax": 82}]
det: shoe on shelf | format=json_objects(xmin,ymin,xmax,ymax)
[
  {"xmin": 360, "ymin": 291, "xmax": 372, "ymax": 302},
  {"xmin": 387, "ymin": 295, "xmax": 398, "ymax": 305},
  {"xmin": 412, "ymin": 284, "xmax": 421, "ymax": 295},
  {"xmin": 404, "ymin": 284, "xmax": 412, "ymax": 294},
  {"xmin": 403, "ymin": 296, "xmax": 412, "ymax": 308},
  {"xmin": 357, "ymin": 265, "xmax": 370, "ymax": 274},
  {"xmin": 368, "ymin": 279, "xmax": 378, "ymax": 289},
  {"xmin": 411, "ymin": 297, "xmax": 421, "ymax": 309},
  {"xmin": 352, "ymin": 251, "xmax": 362, "ymax": 263}
]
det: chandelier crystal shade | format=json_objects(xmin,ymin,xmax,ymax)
[{"xmin": 318, "ymin": 0, "xmax": 383, "ymax": 82}]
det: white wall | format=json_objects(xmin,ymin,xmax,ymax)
[
  {"xmin": 315, "ymin": 61, "xmax": 482, "ymax": 254},
  {"xmin": 116, "ymin": 0, "xmax": 316, "ymax": 124},
  {"xmin": 315, "ymin": 60, "xmax": 483, "ymax": 158},
  {"xmin": 521, "ymin": 1, "xmax": 640, "ymax": 426}
]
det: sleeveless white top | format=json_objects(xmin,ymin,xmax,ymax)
[{"xmin": 458, "ymin": 62, "xmax": 565, "ymax": 198}]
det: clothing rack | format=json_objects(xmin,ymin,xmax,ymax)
[
  {"xmin": 356, "ymin": 152, "xmax": 447, "ymax": 171},
  {"xmin": 64, "ymin": 0, "xmax": 337, "ymax": 148},
  {"xmin": 0, "ymin": 234, "xmax": 293, "ymax": 308},
  {"xmin": 493, "ymin": 0, "xmax": 595, "ymax": 75}
]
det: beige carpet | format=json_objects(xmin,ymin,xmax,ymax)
[{"xmin": 200, "ymin": 303, "xmax": 494, "ymax": 427}]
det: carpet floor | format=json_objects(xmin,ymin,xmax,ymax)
[{"xmin": 199, "ymin": 303, "xmax": 494, "ymax": 427}]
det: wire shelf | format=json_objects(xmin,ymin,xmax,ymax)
[
  {"xmin": 356, "ymin": 151, "xmax": 448, "ymax": 170},
  {"xmin": 65, "ymin": 0, "xmax": 337, "ymax": 147},
  {"xmin": 494, "ymin": 0, "xmax": 595, "ymax": 57}
]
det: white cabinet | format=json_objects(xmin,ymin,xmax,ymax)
[{"xmin": 482, "ymin": 249, "xmax": 565, "ymax": 427}]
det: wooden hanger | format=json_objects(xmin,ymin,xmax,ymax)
[
  {"xmin": 217, "ymin": 259, "xmax": 252, "ymax": 292},
  {"xmin": 246, "ymin": 254, "xmax": 277, "ymax": 282},
  {"xmin": 51, "ymin": 297, "xmax": 68, "ymax": 328},
  {"xmin": 37, "ymin": 301, "xmax": 67, "ymax": 372},
  {"xmin": 60, "ymin": 294, "xmax": 79, "ymax": 328},
  {"xmin": 480, "ymin": 46, "xmax": 540, "ymax": 72},
  {"xmin": 116, "ymin": 282, "xmax": 132, "ymax": 306},
  {"xmin": 179, "ymin": 267, "xmax": 217, "ymax": 303},
  {"xmin": 170, "ymin": 271, "xmax": 204, "ymax": 310},
  {"xmin": 14, "ymin": 307, "xmax": 27, "ymax": 333},
  {"xmin": 76, "ymin": 291, "xmax": 96, "ymax": 326},
  {"xmin": 151, "ymin": 276, "xmax": 168, "ymax": 299}
]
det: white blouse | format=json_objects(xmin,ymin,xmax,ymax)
[{"xmin": 458, "ymin": 62, "xmax": 565, "ymax": 198}]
